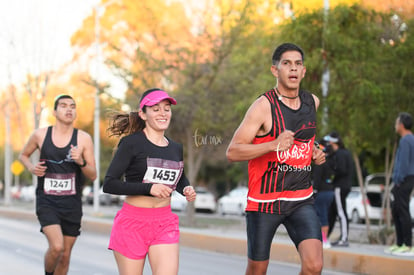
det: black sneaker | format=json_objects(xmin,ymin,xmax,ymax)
[{"xmin": 332, "ymin": 240, "xmax": 349, "ymax": 247}]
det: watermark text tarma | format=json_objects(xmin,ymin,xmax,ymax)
[{"xmin": 193, "ymin": 128, "xmax": 222, "ymax": 147}]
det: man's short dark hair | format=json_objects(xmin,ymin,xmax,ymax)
[
  {"xmin": 398, "ymin": 112, "xmax": 413, "ymax": 130},
  {"xmin": 54, "ymin": 94, "xmax": 74, "ymax": 110},
  {"xmin": 272, "ymin": 43, "xmax": 305, "ymax": 65}
]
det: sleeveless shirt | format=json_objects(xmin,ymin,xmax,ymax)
[
  {"xmin": 37, "ymin": 126, "xmax": 84, "ymax": 209},
  {"xmin": 246, "ymin": 89, "xmax": 316, "ymax": 215}
]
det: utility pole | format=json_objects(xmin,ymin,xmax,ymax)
[
  {"xmin": 4, "ymin": 84, "xmax": 11, "ymax": 206},
  {"xmin": 93, "ymin": 0, "xmax": 118, "ymax": 212},
  {"xmin": 321, "ymin": 0, "xmax": 330, "ymax": 133},
  {"xmin": 3, "ymin": 41, "xmax": 14, "ymax": 206},
  {"xmin": 93, "ymin": 3, "xmax": 102, "ymax": 213}
]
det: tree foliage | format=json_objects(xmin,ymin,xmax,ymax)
[
  {"xmin": 0, "ymin": 0, "xmax": 413, "ymax": 206},
  {"xmin": 69, "ymin": 1, "xmax": 414, "ymax": 187},
  {"xmin": 71, "ymin": 0, "xmax": 281, "ymax": 188}
]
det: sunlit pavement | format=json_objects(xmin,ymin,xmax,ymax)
[{"xmin": 1, "ymin": 199, "xmax": 414, "ymax": 274}]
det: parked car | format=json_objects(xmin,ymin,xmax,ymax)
[
  {"xmin": 170, "ymin": 191, "xmax": 188, "ymax": 212},
  {"xmin": 346, "ymin": 173, "xmax": 386, "ymax": 223},
  {"xmin": 11, "ymin": 185, "xmax": 21, "ymax": 200},
  {"xmin": 83, "ymin": 186, "xmax": 124, "ymax": 206},
  {"xmin": 217, "ymin": 186, "xmax": 248, "ymax": 216},
  {"xmin": 346, "ymin": 186, "xmax": 383, "ymax": 223},
  {"xmin": 20, "ymin": 185, "xmax": 36, "ymax": 202},
  {"xmin": 355, "ymin": 173, "xmax": 414, "ymax": 222},
  {"xmin": 194, "ymin": 187, "xmax": 216, "ymax": 213},
  {"xmin": 82, "ymin": 185, "xmax": 93, "ymax": 204},
  {"xmin": 364, "ymin": 173, "xmax": 386, "ymax": 186},
  {"xmin": 410, "ymin": 194, "xmax": 414, "ymax": 222}
]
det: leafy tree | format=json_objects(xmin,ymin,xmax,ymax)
[
  {"xmin": 71, "ymin": 0, "xmax": 282, "ymax": 224},
  {"xmin": 360, "ymin": 0, "xmax": 414, "ymax": 18},
  {"xmin": 70, "ymin": 0, "xmax": 414, "ymax": 230}
]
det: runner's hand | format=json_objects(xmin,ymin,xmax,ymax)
[
  {"xmin": 183, "ymin": 186, "xmax": 196, "ymax": 202},
  {"xmin": 312, "ymin": 146, "xmax": 326, "ymax": 165},
  {"xmin": 70, "ymin": 144, "xmax": 84, "ymax": 165},
  {"xmin": 150, "ymin": 184, "xmax": 173, "ymax": 198},
  {"xmin": 31, "ymin": 160, "xmax": 47, "ymax": 177},
  {"xmin": 273, "ymin": 130, "xmax": 294, "ymax": 152}
]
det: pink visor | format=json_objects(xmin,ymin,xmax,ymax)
[{"xmin": 139, "ymin": 90, "xmax": 177, "ymax": 110}]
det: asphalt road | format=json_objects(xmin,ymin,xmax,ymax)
[
  {"xmin": 0, "ymin": 205, "xmax": 355, "ymax": 275},
  {"xmin": 0, "ymin": 215, "xmax": 305, "ymax": 274}
]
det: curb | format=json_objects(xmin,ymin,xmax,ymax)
[{"xmin": 178, "ymin": 231, "xmax": 414, "ymax": 275}]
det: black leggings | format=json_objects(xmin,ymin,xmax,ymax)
[
  {"xmin": 391, "ymin": 176, "xmax": 414, "ymax": 247},
  {"xmin": 328, "ymin": 187, "xmax": 350, "ymax": 241},
  {"xmin": 246, "ymin": 204, "xmax": 322, "ymax": 261}
]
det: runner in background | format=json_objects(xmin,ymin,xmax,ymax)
[
  {"xmin": 312, "ymin": 139, "xmax": 335, "ymax": 249},
  {"xmin": 325, "ymin": 131, "xmax": 354, "ymax": 247},
  {"xmin": 19, "ymin": 94, "xmax": 97, "ymax": 275}
]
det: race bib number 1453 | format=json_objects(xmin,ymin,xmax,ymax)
[{"xmin": 143, "ymin": 158, "xmax": 184, "ymax": 190}]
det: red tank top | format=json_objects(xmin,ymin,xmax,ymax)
[{"xmin": 246, "ymin": 89, "xmax": 316, "ymax": 214}]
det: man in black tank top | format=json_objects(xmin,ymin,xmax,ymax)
[{"xmin": 19, "ymin": 95, "xmax": 96, "ymax": 275}]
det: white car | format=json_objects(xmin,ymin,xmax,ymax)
[
  {"xmin": 346, "ymin": 173, "xmax": 397, "ymax": 223},
  {"xmin": 346, "ymin": 186, "xmax": 383, "ymax": 223},
  {"xmin": 83, "ymin": 186, "xmax": 124, "ymax": 206},
  {"xmin": 170, "ymin": 191, "xmax": 188, "ymax": 212},
  {"xmin": 194, "ymin": 187, "xmax": 216, "ymax": 213},
  {"xmin": 217, "ymin": 186, "xmax": 248, "ymax": 216},
  {"xmin": 410, "ymin": 194, "xmax": 414, "ymax": 221},
  {"xmin": 20, "ymin": 185, "xmax": 36, "ymax": 202},
  {"xmin": 349, "ymin": 173, "xmax": 414, "ymax": 222}
]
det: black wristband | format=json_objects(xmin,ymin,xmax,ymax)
[{"xmin": 79, "ymin": 159, "xmax": 87, "ymax": 167}]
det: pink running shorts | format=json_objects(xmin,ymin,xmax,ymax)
[{"xmin": 108, "ymin": 202, "xmax": 180, "ymax": 259}]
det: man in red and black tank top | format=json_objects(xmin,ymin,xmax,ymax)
[{"xmin": 227, "ymin": 43, "xmax": 326, "ymax": 275}]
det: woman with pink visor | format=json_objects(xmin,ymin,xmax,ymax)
[{"xmin": 103, "ymin": 88, "xmax": 197, "ymax": 275}]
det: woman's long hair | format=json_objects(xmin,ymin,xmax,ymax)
[
  {"xmin": 106, "ymin": 109, "xmax": 146, "ymax": 137},
  {"xmin": 106, "ymin": 88, "xmax": 169, "ymax": 137}
]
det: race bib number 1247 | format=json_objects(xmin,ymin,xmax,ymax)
[{"xmin": 44, "ymin": 172, "xmax": 76, "ymax": 196}]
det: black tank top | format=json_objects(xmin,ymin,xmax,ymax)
[{"xmin": 37, "ymin": 126, "xmax": 84, "ymax": 201}]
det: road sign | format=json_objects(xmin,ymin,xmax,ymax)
[{"xmin": 11, "ymin": 160, "xmax": 24, "ymax": 176}]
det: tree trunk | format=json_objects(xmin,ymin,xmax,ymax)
[
  {"xmin": 353, "ymin": 153, "xmax": 371, "ymax": 234},
  {"xmin": 183, "ymin": 127, "xmax": 205, "ymax": 227},
  {"xmin": 381, "ymin": 139, "xmax": 397, "ymax": 229}
]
